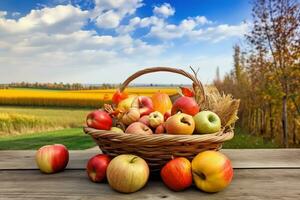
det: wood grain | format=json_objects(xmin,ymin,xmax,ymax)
[
  {"xmin": 1, "ymin": 149, "xmax": 300, "ymax": 170},
  {"xmin": 0, "ymin": 169, "xmax": 299, "ymax": 200}
]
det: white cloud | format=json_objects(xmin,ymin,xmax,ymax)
[
  {"xmin": 0, "ymin": 5, "xmax": 89, "ymax": 35},
  {"xmin": 116, "ymin": 16, "xmax": 164, "ymax": 34},
  {"xmin": 0, "ymin": 11, "xmax": 7, "ymax": 17},
  {"xmin": 188, "ymin": 22, "xmax": 249, "ymax": 42},
  {"xmin": 153, "ymin": 3, "xmax": 175, "ymax": 18},
  {"xmin": 148, "ymin": 16, "xmax": 248, "ymax": 42},
  {"xmin": 93, "ymin": 0, "xmax": 143, "ymax": 29},
  {"xmin": 95, "ymin": 10, "xmax": 121, "ymax": 28},
  {"xmin": 11, "ymin": 12, "xmax": 21, "ymax": 17}
]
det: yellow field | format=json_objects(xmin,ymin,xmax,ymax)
[{"xmin": 0, "ymin": 87, "xmax": 178, "ymax": 108}]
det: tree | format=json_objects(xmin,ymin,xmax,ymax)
[{"xmin": 246, "ymin": 0, "xmax": 300, "ymax": 147}]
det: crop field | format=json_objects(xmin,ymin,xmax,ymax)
[
  {"xmin": 0, "ymin": 106, "xmax": 90, "ymax": 136},
  {"xmin": 0, "ymin": 87, "xmax": 178, "ymax": 108}
]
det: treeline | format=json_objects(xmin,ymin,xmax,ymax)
[
  {"xmin": 0, "ymin": 82, "xmax": 117, "ymax": 90},
  {"xmin": 214, "ymin": 0, "xmax": 300, "ymax": 147}
]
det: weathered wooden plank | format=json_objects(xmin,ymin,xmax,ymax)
[
  {"xmin": 0, "ymin": 169, "xmax": 299, "ymax": 200},
  {"xmin": 1, "ymin": 149, "xmax": 300, "ymax": 170}
]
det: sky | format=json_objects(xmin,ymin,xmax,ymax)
[{"xmin": 0, "ymin": 0, "xmax": 252, "ymax": 84}]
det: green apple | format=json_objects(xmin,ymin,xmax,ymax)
[
  {"xmin": 193, "ymin": 111, "xmax": 221, "ymax": 134},
  {"xmin": 110, "ymin": 127, "xmax": 124, "ymax": 133}
]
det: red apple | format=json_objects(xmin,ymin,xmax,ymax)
[
  {"xmin": 86, "ymin": 110, "xmax": 112, "ymax": 130},
  {"xmin": 161, "ymin": 157, "xmax": 193, "ymax": 191},
  {"xmin": 125, "ymin": 122, "xmax": 153, "ymax": 135},
  {"xmin": 138, "ymin": 115, "xmax": 150, "ymax": 126},
  {"xmin": 36, "ymin": 144, "xmax": 69, "ymax": 174},
  {"xmin": 165, "ymin": 113, "xmax": 195, "ymax": 135},
  {"xmin": 155, "ymin": 124, "xmax": 165, "ymax": 134},
  {"xmin": 171, "ymin": 96, "xmax": 200, "ymax": 116},
  {"xmin": 164, "ymin": 111, "xmax": 171, "ymax": 121},
  {"xmin": 136, "ymin": 96, "xmax": 154, "ymax": 116},
  {"xmin": 86, "ymin": 154, "xmax": 111, "ymax": 183}
]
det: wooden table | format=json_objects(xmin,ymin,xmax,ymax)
[{"xmin": 1, "ymin": 149, "xmax": 300, "ymax": 200}]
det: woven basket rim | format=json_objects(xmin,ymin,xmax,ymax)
[{"xmin": 84, "ymin": 127, "xmax": 234, "ymax": 144}]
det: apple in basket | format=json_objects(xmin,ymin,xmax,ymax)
[
  {"xmin": 138, "ymin": 115, "xmax": 150, "ymax": 126},
  {"xmin": 193, "ymin": 111, "xmax": 221, "ymax": 134},
  {"xmin": 164, "ymin": 113, "xmax": 195, "ymax": 135},
  {"xmin": 86, "ymin": 154, "xmax": 111, "ymax": 182},
  {"xmin": 171, "ymin": 96, "xmax": 199, "ymax": 116},
  {"xmin": 136, "ymin": 96, "xmax": 154, "ymax": 116},
  {"xmin": 125, "ymin": 122, "xmax": 153, "ymax": 134},
  {"xmin": 192, "ymin": 151, "xmax": 233, "ymax": 193},
  {"xmin": 148, "ymin": 111, "xmax": 164, "ymax": 128},
  {"xmin": 110, "ymin": 127, "xmax": 124, "ymax": 133},
  {"xmin": 161, "ymin": 157, "xmax": 193, "ymax": 191},
  {"xmin": 36, "ymin": 144, "xmax": 69, "ymax": 174},
  {"xmin": 155, "ymin": 124, "xmax": 165, "ymax": 134},
  {"xmin": 86, "ymin": 110, "xmax": 112, "ymax": 130},
  {"xmin": 107, "ymin": 154, "xmax": 150, "ymax": 193}
]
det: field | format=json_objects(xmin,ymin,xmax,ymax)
[
  {"xmin": 0, "ymin": 106, "xmax": 90, "ymax": 136},
  {"xmin": 0, "ymin": 87, "xmax": 281, "ymax": 149},
  {"xmin": 0, "ymin": 87, "xmax": 177, "ymax": 107}
]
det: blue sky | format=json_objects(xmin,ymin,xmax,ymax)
[{"xmin": 0, "ymin": 0, "xmax": 251, "ymax": 84}]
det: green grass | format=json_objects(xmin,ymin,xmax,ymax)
[
  {"xmin": 0, "ymin": 126, "xmax": 279, "ymax": 150},
  {"xmin": 0, "ymin": 106, "xmax": 91, "ymax": 135},
  {"xmin": 0, "ymin": 128, "xmax": 95, "ymax": 150},
  {"xmin": 223, "ymin": 126, "xmax": 279, "ymax": 148}
]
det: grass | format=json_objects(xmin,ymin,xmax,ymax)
[
  {"xmin": 0, "ymin": 126, "xmax": 279, "ymax": 150},
  {"xmin": 223, "ymin": 126, "xmax": 279, "ymax": 148},
  {"xmin": 0, "ymin": 106, "xmax": 91, "ymax": 136},
  {"xmin": 0, "ymin": 128, "xmax": 95, "ymax": 150}
]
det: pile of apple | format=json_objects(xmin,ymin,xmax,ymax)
[
  {"xmin": 86, "ymin": 88, "xmax": 222, "ymax": 136},
  {"xmin": 35, "ymin": 144, "xmax": 233, "ymax": 193}
]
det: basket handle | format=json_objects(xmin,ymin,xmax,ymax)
[{"xmin": 119, "ymin": 67, "xmax": 206, "ymax": 105}]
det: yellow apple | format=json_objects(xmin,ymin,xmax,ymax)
[{"xmin": 192, "ymin": 151, "xmax": 233, "ymax": 193}]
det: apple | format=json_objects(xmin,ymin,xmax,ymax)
[
  {"xmin": 148, "ymin": 111, "xmax": 164, "ymax": 128},
  {"xmin": 165, "ymin": 113, "xmax": 195, "ymax": 135},
  {"xmin": 152, "ymin": 92, "xmax": 172, "ymax": 115},
  {"xmin": 136, "ymin": 96, "xmax": 154, "ymax": 116},
  {"xmin": 164, "ymin": 111, "xmax": 171, "ymax": 121},
  {"xmin": 36, "ymin": 144, "xmax": 69, "ymax": 174},
  {"xmin": 86, "ymin": 110, "xmax": 112, "ymax": 130},
  {"xmin": 117, "ymin": 96, "xmax": 137, "ymax": 112},
  {"xmin": 171, "ymin": 96, "xmax": 200, "ymax": 116},
  {"xmin": 155, "ymin": 124, "xmax": 165, "ymax": 134},
  {"xmin": 107, "ymin": 154, "xmax": 149, "ymax": 193},
  {"xmin": 192, "ymin": 151, "xmax": 233, "ymax": 193},
  {"xmin": 125, "ymin": 122, "xmax": 153, "ymax": 135},
  {"xmin": 193, "ymin": 111, "xmax": 221, "ymax": 134},
  {"xmin": 138, "ymin": 115, "xmax": 150, "ymax": 126},
  {"xmin": 161, "ymin": 157, "xmax": 192, "ymax": 191},
  {"xmin": 110, "ymin": 127, "xmax": 124, "ymax": 133},
  {"xmin": 86, "ymin": 154, "xmax": 111, "ymax": 182}
]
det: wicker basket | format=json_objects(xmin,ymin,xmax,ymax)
[{"xmin": 84, "ymin": 67, "xmax": 239, "ymax": 171}]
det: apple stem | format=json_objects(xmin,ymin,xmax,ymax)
[
  {"xmin": 180, "ymin": 117, "xmax": 191, "ymax": 126},
  {"xmin": 193, "ymin": 171, "xmax": 206, "ymax": 180},
  {"xmin": 130, "ymin": 156, "xmax": 138, "ymax": 163}
]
